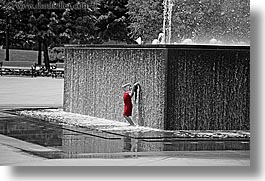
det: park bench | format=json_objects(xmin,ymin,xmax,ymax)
[
  {"xmin": 51, "ymin": 63, "xmax": 64, "ymax": 78},
  {"xmin": 0, "ymin": 61, "xmax": 36, "ymax": 77}
]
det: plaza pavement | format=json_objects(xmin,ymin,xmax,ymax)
[
  {"xmin": 0, "ymin": 76, "xmax": 250, "ymax": 166},
  {"xmin": 0, "ymin": 76, "xmax": 63, "ymax": 109}
]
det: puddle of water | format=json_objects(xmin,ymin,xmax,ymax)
[{"xmin": 0, "ymin": 112, "xmax": 250, "ymax": 159}]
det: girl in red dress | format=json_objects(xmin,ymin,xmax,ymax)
[{"xmin": 122, "ymin": 82, "xmax": 140, "ymax": 126}]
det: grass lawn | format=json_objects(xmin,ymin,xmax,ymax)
[{"xmin": 0, "ymin": 49, "xmax": 42, "ymax": 63}]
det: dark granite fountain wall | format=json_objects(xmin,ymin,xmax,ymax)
[
  {"xmin": 166, "ymin": 47, "xmax": 250, "ymax": 130},
  {"xmin": 64, "ymin": 45, "xmax": 250, "ymax": 130}
]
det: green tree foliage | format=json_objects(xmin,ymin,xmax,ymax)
[
  {"xmin": 58, "ymin": 0, "xmax": 98, "ymax": 44},
  {"xmin": 0, "ymin": 0, "xmax": 250, "ymax": 52},
  {"xmin": 28, "ymin": 11, "xmax": 59, "ymax": 68},
  {"xmin": 0, "ymin": 0, "xmax": 20, "ymax": 47},
  {"xmin": 172, "ymin": 0, "xmax": 250, "ymax": 44},
  {"xmin": 127, "ymin": 0, "xmax": 163, "ymax": 43},
  {"xmin": 0, "ymin": 0, "xmax": 99, "ymax": 68},
  {"xmin": 127, "ymin": 0, "xmax": 250, "ymax": 44},
  {"xmin": 96, "ymin": 0, "xmax": 133, "ymax": 43},
  {"xmin": 220, "ymin": 0, "xmax": 250, "ymax": 43}
]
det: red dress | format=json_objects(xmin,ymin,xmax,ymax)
[{"xmin": 123, "ymin": 91, "xmax": 132, "ymax": 116}]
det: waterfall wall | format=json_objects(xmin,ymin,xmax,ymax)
[
  {"xmin": 64, "ymin": 45, "xmax": 167, "ymax": 129},
  {"xmin": 64, "ymin": 45, "xmax": 250, "ymax": 130},
  {"xmin": 166, "ymin": 47, "xmax": 250, "ymax": 130}
]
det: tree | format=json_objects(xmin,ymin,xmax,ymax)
[
  {"xmin": 0, "ymin": 0, "xmax": 19, "ymax": 61},
  {"xmin": 11, "ymin": 0, "xmax": 98, "ymax": 68},
  {"xmin": 127, "ymin": 0, "xmax": 163, "ymax": 43},
  {"xmin": 96, "ymin": 0, "xmax": 133, "ymax": 43},
  {"xmin": 127, "ymin": 0, "xmax": 250, "ymax": 44},
  {"xmin": 220, "ymin": 0, "xmax": 250, "ymax": 44},
  {"xmin": 58, "ymin": 1, "xmax": 98, "ymax": 45},
  {"xmin": 171, "ymin": 0, "xmax": 250, "ymax": 44}
]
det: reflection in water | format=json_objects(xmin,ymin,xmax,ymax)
[
  {"xmin": 0, "ymin": 118, "xmax": 62, "ymax": 147},
  {"xmin": 0, "ymin": 115, "xmax": 250, "ymax": 159},
  {"xmin": 61, "ymin": 129, "xmax": 124, "ymax": 157},
  {"xmin": 123, "ymin": 133, "xmax": 132, "ymax": 152},
  {"xmin": 162, "ymin": 141, "xmax": 249, "ymax": 151},
  {"xmin": 123, "ymin": 132, "xmax": 138, "ymax": 152}
]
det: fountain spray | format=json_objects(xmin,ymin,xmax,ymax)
[{"xmin": 162, "ymin": 0, "xmax": 174, "ymax": 44}]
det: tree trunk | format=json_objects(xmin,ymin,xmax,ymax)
[
  {"xmin": 37, "ymin": 40, "xmax": 42, "ymax": 65},
  {"xmin": 5, "ymin": 16, "xmax": 9, "ymax": 61},
  {"xmin": 43, "ymin": 39, "xmax": 50, "ymax": 70}
]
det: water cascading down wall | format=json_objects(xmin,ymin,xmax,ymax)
[{"xmin": 63, "ymin": 45, "xmax": 250, "ymax": 130}]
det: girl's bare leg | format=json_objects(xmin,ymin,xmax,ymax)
[{"xmin": 124, "ymin": 116, "xmax": 135, "ymax": 126}]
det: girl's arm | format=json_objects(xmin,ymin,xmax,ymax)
[
  {"xmin": 122, "ymin": 83, "xmax": 131, "ymax": 91},
  {"xmin": 122, "ymin": 83, "xmax": 131, "ymax": 88}
]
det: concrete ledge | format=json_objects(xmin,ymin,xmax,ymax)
[{"xmin": 64, "ymin": 44, "xmax": 250, "ymax": 50}]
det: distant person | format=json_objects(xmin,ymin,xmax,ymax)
[
  {"xmin": 158, "ymin": 32, "xmax": 164, "ymax": 43},
  {"xmin": 122, "ymin": 82, "xmax": 140, "ymax": 126},
  {"xmin": 158, "ymin": 32, "xmax": 164, "ymax": 40},
  {"xmin": 135, "ymin": 37, "xmax": 143, "ymax": 45}
]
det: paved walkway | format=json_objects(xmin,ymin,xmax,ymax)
[
  {"xmin": 0, "ymin": 135, "xmax": 47, "ymax": 165},
  {"xmin": 0, "ymin": 76, "xmax": 250, "ymax": 166}
]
